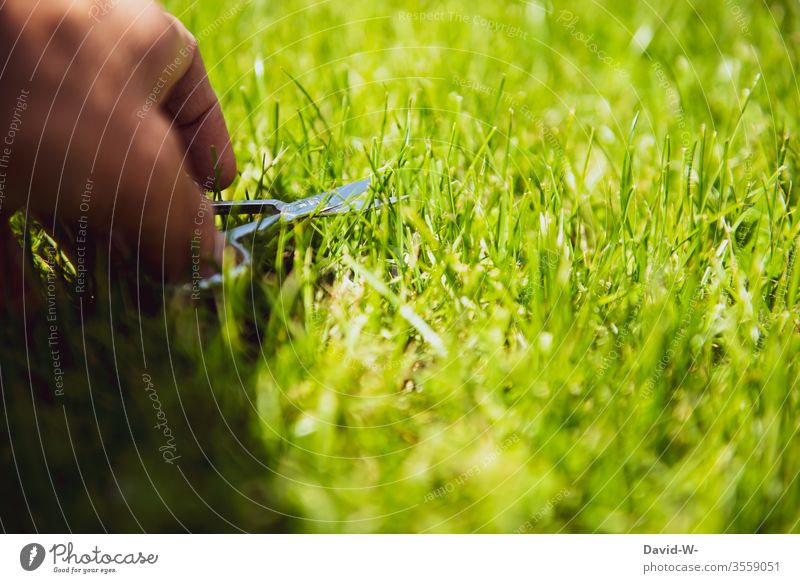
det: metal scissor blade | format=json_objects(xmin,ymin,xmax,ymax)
[
  {"xmin": 280, "ymin": 177, "xmax": 372, "ymax": 220},
  {"xmin": 196, "ymin": 177, "xmax": 378, "ymax": 290},
  {"xmin": 210, "ymin": 177, "xmax": 372, "ymax": 219},
  {"xmin": 211, "ymin": 199, "xmax": 284, "ymax": 216}
]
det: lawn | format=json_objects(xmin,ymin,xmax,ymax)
[{"xmin": 2, "ymin": 0, "xmax": 799, "ymax": 533}]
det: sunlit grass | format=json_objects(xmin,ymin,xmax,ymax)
[{"xmin": 4, "ymin": 0, "xmax": 799, "ymax": 533}]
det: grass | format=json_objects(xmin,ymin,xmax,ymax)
[{"xmin": 2, "ymin": 0, "xmax": 800, "ymax": 533}]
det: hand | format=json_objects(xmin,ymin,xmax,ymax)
[{"xmin": 0, "ymin": 0, "xmax": 236, "ymax": 297}]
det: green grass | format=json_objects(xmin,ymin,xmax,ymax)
[{"xmin": 3, "ymin": 0, "xmax": 800, "ymax": 533}]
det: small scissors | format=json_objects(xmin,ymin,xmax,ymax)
[{"xmin": 199, "ymin": 177, "xmax": 376, "ymax": 288}]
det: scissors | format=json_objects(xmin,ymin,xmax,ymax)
[{"xmin": 198, "ymin": 177, "xmax": 377, "ymax": 288}]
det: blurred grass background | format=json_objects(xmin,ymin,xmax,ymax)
[{"xmin": 1, "ymin": 0, "xmax": 799, "ymax": 532}]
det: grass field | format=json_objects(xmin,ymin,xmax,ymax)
[{"xmin": 2, "ymin": 0, "xmax": 800, "ymax": 533}]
